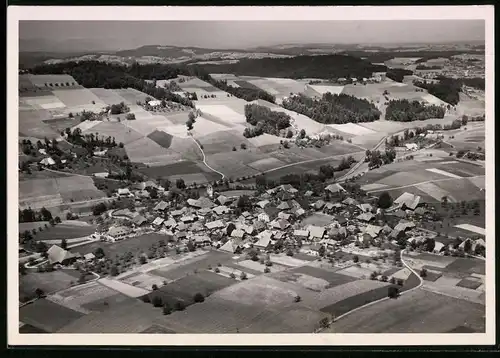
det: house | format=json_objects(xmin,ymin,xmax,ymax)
[
  {"xmin": 308, "ymin": 243, "xmax": 323, "ymax": 256},
  {"xmin": 213, "ymin": 205, "xmax": 231, "ymax": 215},
  {"xmin": 337, "ymin": 217, "xmax": 348, "ymax": 226},
  {"xmin": 405, "ymin": 143, "xmax": 418, "ymax": 151},
  {"xmin": 197, "ymin": 207, "xmax": 212, "ymax": 216},
  {"xmin": 294, "ymin": 229, "xmax": 310, "ymax": 239},
  {"xmin": 219, "ymin": 239, "xmax": 243, "ymax": 254},
  {"xmin": 278, "ymin": 212, "xmax": 292, "ymax": 221},
  {"xmin": 254, "ymin": 235, "xmax": 272, "ymax": 250},
  {"xmin": 180, "ymin": 215, "xmax": 196, "ymax": 224},
  {"xmin": 357, "ymin": 203, "xmax": 373, "ymax": 213},
  {"xmin": 258, "ymin": 212, "xmax": 270, "ymax": 223},
  {"xmin": 231, "ymin": 229, "xmax": 245, "ymax": 239},
  {"xmin": 304, "ymin": 190, "xmax": 314, "ymax": 197},
  {"xmin": 38, "ymin": 148, "xmax": 47, "ymax": 155},
  {"xmin": 107, "ymin": 226, "xmax": 132, "ymax": 241},
  {"xmin": 364, "ymin": 224, "xmax": 383, "ymax": 238},
  {"xmin": 39, "ymin": 157, "xmax": 56, "ymax": 166},
  {"xmin": 273, "ymin": 230, "xmax": 286, "ymax": 240},
  {"xmin": 132, "ymin": 215, "xmax": 147, "ymax": 227},
  {"xmin": 144, "ymin": 180, "xmax": 157, "ymax": 189},
  {"xmin": 83, "ymin": 253, "xmax": 96, "ymax": 262},
  {"xmin": 47, "ymin": 245, "xmax": 77, "ymax": 265},
  {"xmin": 193, "ymin": 235, "xmax": 211, "ymax": 247},
  {"xmin": 393, "ymin": 221, "xmax": 416, "ymax": 232},
  {"xmin": 279, "ymin": 184, "xmax": 298, "ymax": 194},
  {"xmin": 205, "ymin": 220, "xmax": 225, "ymax": 230},
  {"xmin": 239, "ymin": 224, "xmax": 255, "ymax": 235},
  {"xmin": 148, "ymin": 100, "xmax": 162, "ymax": 107},
  {"xmin": 187, "ymin": 198, "xmax": 202, "ymax": 208},
  {"xmin": 152, "ymin": 217, "xmax": 165, "ymax": 227},
  {"xmin": 342, "ymin": 197, "xmax": 358, "ymax": 206},
  {"xmin": 277, "ymin": 201, "xmax": 291, "ymax": 211},
  {"xmin": 325, "ymin": 183, "xmax": 345, "ymax": 194},
  {"xmin": 257, "ymin": 230, "xmax": 274, "ymax": 242},
  {"xmin": 433, "ymin": 241, "xmax": 445, "ymax": 253},
  {"xmin": 394, "ymin": 192, "xmax": 422, "ymax": 211},
  {"xmin": 313, "ymin": 200, "xmax": 326, "ymax": 211},
  {"xmin": 175, "ymin": 231, "xmax": 187, "ymax": 240},
  {"xmin": 171, "ymin": 208, "xmax": 186, "ymax": 217},
  {"xmin": 382, "ymin": 224, "xmax": 393, "ymax": 234},
  {"xmin": 357, "ymin": 212, "xmax": 375, "ymax": 222},
  {"xmin": 163, "ymin": 218, "xmax": 177, "ymax": 229},
  {"xmin": 271, "ymin": 219, "xmax": 290, "ymax": 230},
  {"xmin": 176, "ymin": 222, "xmax": 187, "ymax": 231},
  {"xmin": 256, "ymin": 200, "xmax": 270, "ymax": 209},
  {"xmin": 292, "ymin": 208, "xmax": 306, "ymax": 218},
  {"xmin": 153, "ymin": 201, "xmax": 169, "ymax": 211},
  {"xmin": 117, "ymin": 188, "xmax": 132, "ymax": 197},
  {"xmin": 264, "ymin": 206, "xmax": 280, "ymax": 221},
  {"xmin": 216, "ymin": 195, "xmax": 231, "ymax": 206},
  {"xmin": 308, "ymin": 226, "xmax": 326, "ymax": 241},
  {"xmin": 253, "ymin": 220, "xmax": 266, "ymax": 232}
]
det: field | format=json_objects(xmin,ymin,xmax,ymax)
[
  {"xmin": 73, "ymin": 233, "xmax": 171, "ymax": 257},
  {"xmin": 20, "ymin": 221, "xmax": 96, "ymax": 241},
  {"xmin": 124, "ymin": 137, "xmax": 185, "ymax": 166},
  {"xmin": 19, "ymin": 271, "xmax": 80, "ymax": 302},
  {"xmin": 324, "ymin": 288, "xmax": 485, "ymax": 333},
  {"xmin": 83, "ymin": 122, "xmax": 144, "ymax": 145},
  {"xmin": 19, "ymin": 109, "xmax": 59, "ymax": 139},
  {"xmin": 301, "ymin": 213, "xmax": 336, "ymax": 227},
  {"xmin": 137, "ymin": 160, "xmax": 207, "ymax": 178},
  {"xmin": 52, "ymin": 88, "xmax": 106, "ymax": 110},
  {"xmin": 19, "ymin": 299, "xmax": 85, "ymax": 333},
  {"xmin": 90, "ymin": 88, "xmax": 128, "ymax": 105}
]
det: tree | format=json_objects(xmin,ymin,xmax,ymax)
[
  {"xmin": 193, "ymin": 292, "xmax": 205, "ymax": 303},
  {"xmin": 139, "ymin": 255, "xmax": 147, "ymax": 265},
  {"xmin": 420, "ymin": 268, "xmax": 428, "ymax": 278},
  {"xmin": 388, "ymin": 286, "xmax": 400, "ymax": 299},
  {"xmin": 152, "ymin": 284, "xmax": 159, "ymax": 291},
  {"xmin": 294, "ymin": 295, "xmax": 301, "ymax": 302},
  {"xmin": 60, "ymin": 239, "xmax": 68, "ymax": 250},
  {"xmin": 110, "ymin": 265, "xmax": 119, "ymax": 276},
  {"xmin": 319, "ymin": 317, "xmax": 330, "ymax": 329},
  {"xmin": 286, "ymin": 129, "xmax": 294, "ymax": 138},
  {"xmin": 232, "ymin": 146, "xmax": 237, "ymax": 151},
  {"xmin": 92, "ymin": 202, "xmax": 107, "ymax": 216},
  {"xmin": 441, "ymin": 196, "xmax": 449, "ymax": 209},
  {"xmin": 174, "ymin": 301, "xmax": 185, "ymax": 311},
  {"xmin": 240, "ymin": 143, "xmax": 247, "ymax": 150},
  {"xmin": 93, "ymin": 247, "xmax": 105, "ymax": 259},
  {"xmin": 318, "ymin": 245, "xmax": 326, "ymax": 257},
  {"xmin": 226, "ymin": 223, "xmax": 236, "ymax": 236},
  {"xmin": 188, "ymin": 112, "xmax": 196, "ymax": 123},
  {"xmin": 186, "ymin": 119, "xmax": 194, "ymax": 131},
  {"xmin": 162, "ymin": 303, "xmax": 172, "ymax": 315},
  {"xmin": 240, "ymin": 272, "xmax": 248, "ymax": 280},
  {"xmin": 176, "ymin": 178, "xmax": 186, "ymax": 190},
  {"xmin": 389, "ymin": 277, "xmax": 396, "ymax": 284},
  {"xmin": 126, "ymin": 113, "xmax": 136, "ymax": 120},
  {"xmin": 353, "ymin": 255, "xmax": 359, "ymax": 263},
  {"xmin": 35, "ymin": 288, "xmax": 45, "ymax": 298},
  {"xmin": 299, "ymin": 129, "xmax": 306, "ymax": 139},
  {"xmin": 152, "ymin": 295, "xmax": 163, "ymax": 307}
]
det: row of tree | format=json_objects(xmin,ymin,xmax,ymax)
[
  {"xmin": 19, "ymin": 207, "xmax": 54, "ymax": 223},
  {"xmin": 385, "ymin": 99, "xmax": 446, "ymax": 122},
  {"xmin": 365, "ymin": 149, "xmax": 397, "ymax": 169},
  {"xmin": 282, "ymin": 92, "xmax": 381, "ymax": 124}
]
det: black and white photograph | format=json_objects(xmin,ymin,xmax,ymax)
[{"xmin": 8, "ymin": 6, "xmax": 495, "ymax": 346}]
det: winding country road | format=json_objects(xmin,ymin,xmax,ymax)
[{"xmin": 189, "ymin": 135, "xmax": 225, "ymax": 180}]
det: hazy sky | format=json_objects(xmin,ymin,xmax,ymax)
[{"xmin": 19, "ymin": 20, "xmax": 485, "ymax": 52}]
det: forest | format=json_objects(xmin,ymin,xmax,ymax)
[
  {"xmin": 385, "ymin": 68, "xmax": 414, "ymax": 82},
  {"xmin": 281, "ymin": 92, "xmax": 381, "ymax": 124},
  {"xmin": 413, "ymin": 76, "xmax": 463, "ymax": 105},
  {"xmin": 243, "ymin": 104, "xmax": 291, "ymax": 137},
  {"xmin": 385, "ymin": 99, "xmax": 445, "ymax": 122},
  {"xmin": 195, "ymin": 54, "xmax": 388, "ymax": 79}
]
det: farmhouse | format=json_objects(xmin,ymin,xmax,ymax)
[
  {"xmin": 325, "ymin": 183, "xmax": 345, "ymax": 194},
  {"xmin": 47, "ymin": 245, "xmax": 78, "ymax": 266},
  {"xmin": 405, "ymin": 143, "xmax": 418, "ymax": 151},
  {"xmin": 148, "ymin": 100, "xmax": 162, "ymax": 107},
  {"xmin": 254, "ymin": 235, "xmax": 272, "ymax": 250},
  {"xmin": 308, "ymin": 226, "xmax": 326, "ymax": 241},
  {"xmin": 294, "ymin": 229, "xmax": 310, "ymax": 240},
  {"xmin": 205, "ymin": 219, "xmax": 225, "ymax": 230},
  {"xmin": 256, "ymin": 200, "xmax": 270, "ymax": 209},
  {"xmin": 163, "ymin": 218, "xmax": 177, "ymax": 229},
  {"xmin": 117, "ymin": 188, "xmax": 133, "ymax": 197},
  {"xmin": 433, "ymin": 241, "xmax": 445, "ymax": 253},
  {"xmin": 357, "ymin": 212, "xmax": 375, "ymax": 222},
  {"xmin": 107, "ymin": 226, "xmax": 132, "ymax": 241},
  {"xmin": 213, "ymin": 205, "xmax": 231, "ymax": 215},
  {"xmin": 394, "ymin": 192, "xmax": 422, "ymax": 211},
  {"xmin": 132, "ymin": 215, "xmax": 147, "ymax": 227},
  {"xmin": 154, "ymin": 201, "xmax": 169, "ymax": 211},
  {"xmin": 219, "ymin": 239, "xmax": 242, "ymax": 254},
  {"xmin": 152, "ymin": 217, "xmax": 164, "ymax": 227}
]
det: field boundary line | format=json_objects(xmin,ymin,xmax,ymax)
[
  {"xmin": 315, "ymin": 250, "xmax": 423, "ymax": 333},
  {"xmin": 189, "ymin": 134, "xmax": 225, "ymax": 180},
  {"xmin": 366, "ymin": 174, "xmax": 485, "ymax": 194}
]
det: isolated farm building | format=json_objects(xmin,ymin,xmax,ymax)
[
  {"xmin": 258, "ymin": 212, "xmax": 270, "ymax": 223},
  {"xmin": 152, "ymin": 217, "xmax": 165, "ymax": 227},
  {"xmin": 325, "ymin": 183, "xmax": 345, "ymax": 194},
  {"xmin": 205, "ymin": 220, "xmax": 225, "ymax": 230},
  {"xmin": 39, "ymin": 157, "xmax": 56, "ymax": 166},
  {"xmin": 256, "ymin": 200, "xmax": 270, "ymax": 209},
  {"xmin": 117, "ymin": 188, "xmax": 132, "ymax": 197},
  {"xmin": 357, "ymin": 203, "xmax": 373, "ymax": 213},
  {"xmin": 148, "ymin": 100, "xmax": 162, "ymax": 107},
  {"xmin": 278, "ymin": 212, "xmax": 292, "ymax": 221},
  {"xmin": 107, "ymin": 226, "xmax": 132, "ymax": 241},
  {"xmin": 132, "ymin": 215, "xmax": 147, "ymax": 227},
  {"xmin": 308, "ymin": 226, "xmax": 326, "ymax": 241},
  {"xmin": 83, "ymin": 253, "xmax": 96, "ymax": 262},
  {"xmin": 213, "ymin": 205, "xmax": 231, "ymax": 216},
  {"xmin": 357, "ymin": 212, "xmax": 375, "ymax": 222},
  {"xmin": 433, "ymin": 241, "xmax": 445, "ymax": 253},
  {"xmin": 313, "ymin": 200, "xmax": 326, "ymax": 211},
  {"xmin": 47, "ymin": 245, "xmax": 78, "ymax": 266},
  {"xmin": 294, "ymin": 229, "xmax": 310, "ymax": 240},
  {"xmin": 394, "ymin": 192, "xmax": 422, "ymax": 211},
  {"xmin": 163, "ymin": 218, "xmax": 177, "ymax": 229},
  {"xmin": 405, "ymin": 143, "xmax": 418, "ymax": 151}
]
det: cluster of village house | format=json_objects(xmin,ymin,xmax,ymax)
[{"xmin": 42, "ymin": 177, "xmax": 486, "ymax": 268}]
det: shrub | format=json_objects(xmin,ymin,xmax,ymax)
[
  {"xmin": 174, "ymin": 301, "xmax": 185, "ymax": 311},
  {"xmin": 353, "ymin": 255, "xmax": 359, "ymax": 263},
  {"xmin": 294, "ymin": 295, "xmax": 301, "ymax": 302},
  {"xmin": 152, "ymin": 284, "xmax": 158, "ymax": 291},
  {"xmin": 214, "ymin": 267, "xmax": 220, "ymax": 273},
  {"xmin": 162, "ymin": 303, "xmax": 172, "ymax": 315},
  {"xmin": 193, "ymin": 292, "xmax": 205, "ymax": 303},
  {"xmin": 240, "ymin": 272, "xmax": 248, "ymax": 280},
  {"xmin": 230, "ymin": 272, "xmax": 236, "ymax": 279},
  {"xmin": 264, "ymin": 267, "xmax": 270, "ymax": 273},
  {"xmin": 420, "ymin": 268, "xmax": 428, "ymax": 278},
  {"xmin": 388, "ymin": 286, "xmax": 400, "ymax": 299}
]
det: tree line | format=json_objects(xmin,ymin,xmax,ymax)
[
  {"xmin": 385, "ymin": 68, "xmax": 414, "ymax": 83},
  {"xmin": 243, "ymin": 104, "xmax": 291, "ymax": 137},
  {"xmin": 385, "ymin": 99, "xmax": 445, "ymax": 122},
  {"xmin": 413, "ymin": 76, "xmax": 462, "ymax": 105},
  {"xmin": 282, "ymin": 92, "xmax": 381, "ymax": 124}
]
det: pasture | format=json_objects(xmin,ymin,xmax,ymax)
[
  {"xmin": 125, "ymin": 137, "xmax": 185, "ymax": 166},
  {"xmin": 137, "ymin": 160, "xmax": 208, "ymax": 178},
  {"xmin": 325, "ymin": 288, "xmax": 485, "ymax": 333},
  {"xmin": 113, "ymin": 88, "xmax": 153, "ymax": 105},
  {"xmin": 19, "ymin": 299, "xmax": 85, "ymax": 333},
  {"xmin": 19, "ymin": 109, "xmax": 59, "ymax": 139},
  {"xmin": 83, "ymin": 122, "xmax": 144, "ymax": 145},
  {"xmin": 195, "ymin": 104, "xmax": 247, "ymax": 125},
  {"xmin": 90, "ymin": 88, "xmax": 128, "ymax": 105},
  {"xmin": 20, "ymin": 271, "xmax": 79, "ymax": 302},
  {"xmin": 21, "ymin": 222, "xmax": 96, "ymax": 241},
  {"xmin": 52, "ymin": 88, "xmax": 106, "ymax": 109}
]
